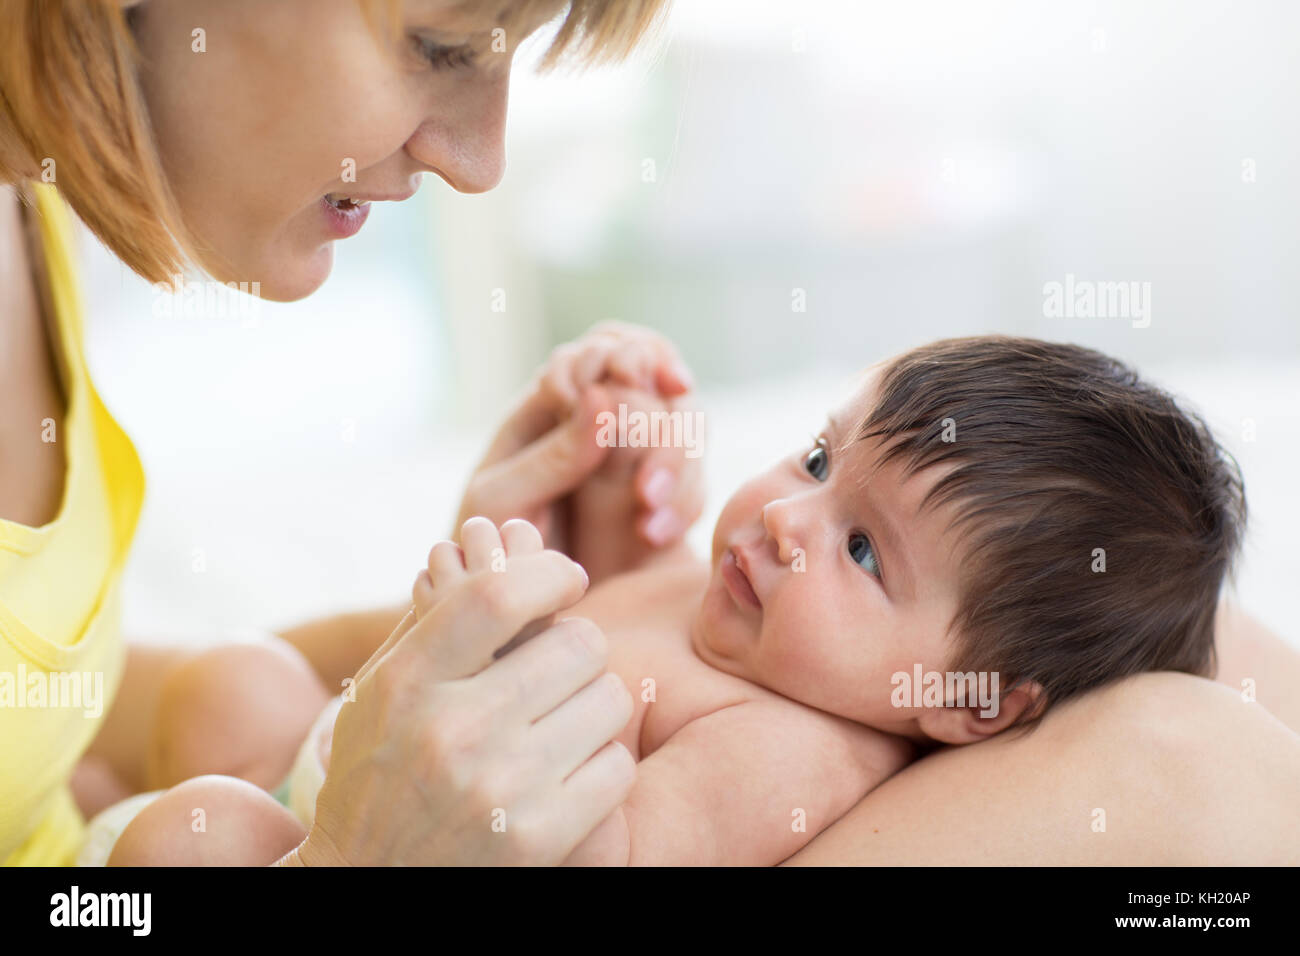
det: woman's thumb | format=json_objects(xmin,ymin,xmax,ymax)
[{"xmin": 475, "ymin": 385, "xmax": 614, "ymax": 516}]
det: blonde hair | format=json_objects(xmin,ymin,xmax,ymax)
[{"xmin": 0, "ymin": 0, "xmax": 670, "ymax": 284}]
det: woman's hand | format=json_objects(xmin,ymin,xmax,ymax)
[
  {"xmin": 290, "ymin": 517, "xmax": 636, "ymax": 865},
  {"xmin": 454, "ymin": 321, "xmax": 703, "ymax": 566}
]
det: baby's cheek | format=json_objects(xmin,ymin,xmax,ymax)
[{"xmin": 762, "ymin": 606, "xmax": 851, "ymax": 699}]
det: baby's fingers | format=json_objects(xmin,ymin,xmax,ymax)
[
  {"xmin": 461, "ymin": 516, "xmax": 507, "ymax": 572},
  {"xmin": 601, "ymin": 339, "xmax": 659, "ymax": 393},
  {"xmin": 501, "ymin": 518, "xmax": 545, "ymax": 556},
  {"xmin": 414, "ymin": 540, "xmax": 468, "ymax": 617},
  {"xmin": 401, "ymin": 550, "xmax": 591, "ymax": 681},
  {"xmin": 590, "ymin": 320, "xmax": 693, "ymax": 396}
]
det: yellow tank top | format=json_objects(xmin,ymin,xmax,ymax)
[{"xmin": 0, "ymin": 183, "xmax": 145, "ymax": 865}]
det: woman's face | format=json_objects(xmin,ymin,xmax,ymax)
[{"xmin": 131, "ymin": 0, "xmax": 556, "ymax": 300}]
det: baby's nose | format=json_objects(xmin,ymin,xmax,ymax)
[{"xmin": 761, "ymin": 500, "xmax": 801, "ymax": 565}]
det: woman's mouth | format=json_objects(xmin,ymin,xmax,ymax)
[
  {"xmin": 320, "ymin": 193, "xmax": 372, "ymax": 239},
  {"xmin": 722, "ymin": 548, "xmax": 762, "ymax": 610}
]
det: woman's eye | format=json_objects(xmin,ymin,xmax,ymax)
[
  {"xmin": 411, "ymin": 36, "xmax": 477, "ymax": 71},
  {"xmin": 848, "ymin": 532, "xmax": 881, "ymax": 578},
  {"xmin": 803, "ymin": 438, "xmax": 829, "ymax": 481}
]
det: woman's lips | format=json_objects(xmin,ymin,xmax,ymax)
[
  {"xmin": 722, "ymin": 547, "xmax": 762, "ymax": 610},
  {"xmin": 320, "ymin": 195, "xmax": 373, "ymax": 239}
]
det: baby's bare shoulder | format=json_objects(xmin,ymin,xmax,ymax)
[{"xmin": 577, "ymin": 550, "xmax": 709, "ymax": 627}]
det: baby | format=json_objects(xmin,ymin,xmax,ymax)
[{"xmin": 92, "ymin": 327, "xmax": 1245, "ymax": 866}]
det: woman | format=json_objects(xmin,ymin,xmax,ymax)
[{"xmin": 1, "ymin": 0, "xmax": 1296, "ymax": 867}]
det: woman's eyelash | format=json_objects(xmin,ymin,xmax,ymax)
[{"xmin": 411, "ymin": 36, "xmax": 477, "ymax": 71}]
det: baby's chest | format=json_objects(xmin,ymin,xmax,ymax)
[{"xmin": 604, "ymin": 622, "xmax": 754, "ymax": 760}]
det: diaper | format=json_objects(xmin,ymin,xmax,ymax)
[{"xmin": 75, "ymin": 696, "xmax": 341, "ymax": 867}]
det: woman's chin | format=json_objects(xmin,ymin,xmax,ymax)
[
  {"xmin": 238, "ymin": 245, "xmax": 335, "ymax": 302},
  {"xmin": 260, "ymin": 247, "xmax": 332, "ymax": 303}
]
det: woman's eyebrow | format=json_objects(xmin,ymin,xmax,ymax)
[{"xmin": 406, "ymin": 1, "xmax": 504, "ymax": 33}]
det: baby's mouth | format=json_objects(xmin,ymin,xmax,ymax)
[{"xmin": 722, "ymin": 547, "xmax": 762, "ymax": 609}]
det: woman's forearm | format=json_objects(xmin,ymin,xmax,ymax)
[
  {"xmin": 1213, "ymin": 600, "xmax": 1300, "ymax": 734},
  {"xmin": 785, "ymin": 671, "xmax": 1300, "ymax": 865}
]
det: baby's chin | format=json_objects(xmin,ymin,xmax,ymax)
[{"xmin": 687, "ymin": 597, "xmax": 750, "ymax": 682}]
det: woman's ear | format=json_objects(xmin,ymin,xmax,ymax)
[{"xmin": 915, "ymin": 681, "xmax": 1045, "ymax": 744}]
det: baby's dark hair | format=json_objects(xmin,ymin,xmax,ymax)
[{"xmin": 855, "ymin": 336, "xmax": 1246, "ymax": 733}]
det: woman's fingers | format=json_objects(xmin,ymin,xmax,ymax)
[
  {"xmin": 529, "ymin": 669, "xmax": 634, "ymax": 779},
  {"xmin": 555, "ymin": 740, "xmax": 637, "ymax": 847},
  {"xmin": 539, "ymin": 342, "xmax": 582, "ymax": 410},
  {"xmin": 478, "ymin": 616, "xmax": 609, "ymax": 721},
  {"xmin": 352, "ymin": 606, "xmax": 417, "ymax": 686},
  {"xmin": 467, "ymin": 386, "xmax": 613, "ymax": 528}
]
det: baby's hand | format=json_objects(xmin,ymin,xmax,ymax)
[
  {"xmin": 453, "ymin": 322, "xmax": 697, "ymax": 563},
  {"xmin": 540, "ymin": 323, "xmax": 705, "ymax": 582},
  {"xmin": 565, "ymin": 380, "xmax": 703, "ymax": 583},
  {"xmin": 537, "ymin": 320, "xmax": 694, "ymax": 414},
  {"xmin": 413, "ymin": 517, "xmax": 562, "ymax": 658}
]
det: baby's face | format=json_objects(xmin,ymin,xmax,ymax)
[{"xmin": 691, "ymin": 368, "xmax": 966, "ymax": 735}]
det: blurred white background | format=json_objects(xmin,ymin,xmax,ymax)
[{"xmin": 79, "ymin": 0, "xmax": 1297, "ymax": 648}]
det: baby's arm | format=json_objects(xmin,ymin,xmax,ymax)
[{"xmin": 566, "ymin": 700, "xmax": 915, "ymax": 866}]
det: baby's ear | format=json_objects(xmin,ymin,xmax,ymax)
[{"xmin": 915, "ymin": 681, "xmax": 1045, "ymax": 745}]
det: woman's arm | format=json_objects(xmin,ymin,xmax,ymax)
[
  {"xmin": 278, "ymin": 603, "xmax": 409, "ymax": 693},
  {"xmin": 785, "ymin": 670, "xmax": 1300, "ymax": 865},
  {"xmin": 1211, "ymin": 599, "xmax": 1300, "ymax": 732},
  {"xmin": 788, "ymin": 599, "xmax": 1300, "ymax": 866}
]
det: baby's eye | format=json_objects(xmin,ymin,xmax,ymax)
[
  {"xmin": 804, "ymin": 437, "xmax": 830, "ymax": 481},
  {"xmin": 848, "ymin": 532, "xmax": 881, "ymax": 577}
]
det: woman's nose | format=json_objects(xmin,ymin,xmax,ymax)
[{"xmin": 405, "ymin": 70, "xmax": 509, "ymax": 194}]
